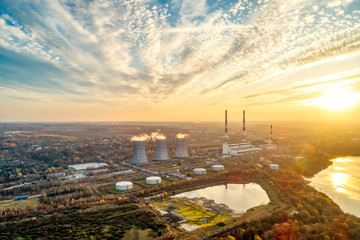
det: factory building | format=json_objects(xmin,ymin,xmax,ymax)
[
  {"xmin": 146, "ymin": 176, "xmax": 162, "ymax": 184},
  {"xmin": 153, "ymin": 138, "xmax": 170, "ymax": 161},
  {"xmin": 174, "ymin": 136, "xmax": 190, "ymax": 158},
  {"xmin": 131, "ymin": 140, "xmax": 148, "ymax": 165},
  {"xmin": 223, "ymin": 142, "xmax": 261, "ymax": 155},
  {"xmin": 116, "ymin": 181, "xmax": 133, "ymax": 191},
  {"xmin": 222, "ymin": 110, "xmax": 276, "ymax": 156}
]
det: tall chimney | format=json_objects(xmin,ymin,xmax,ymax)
[
  {"xmin": 153, "ymin": 138, "xmax": 170, "ymax": 161},
  {"xmin": 224, "ymin": 110, "xmax": 229, "ymax": 139},
  {"xmin": 174, "ymin": 137, "xmax": 190, "ymax": 158},
  {"xmin": 270, "ymin": 124, "xmax": 273, "ymax": 143},
  {"xmin": 242, "ymin": 110, "xmax": 246, "ymax": 142},
  {"xmin": 131, "ymin": 140, "xmax": 148, "ymax": 165}
]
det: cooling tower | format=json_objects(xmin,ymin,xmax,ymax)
[
  {"xmin": 153, "ymin": 139, "xmax": 170, "ymax": 161},
  {"xmin": 131, "ymin": 140, "xmax": 148, "ymax": 165},
  {"xmin": 174, "ymin": 137, "xmax": 190, "ymax": 158}
]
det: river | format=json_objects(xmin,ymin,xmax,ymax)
[{"xmin": 309, "ymin": 156, "xmax": 360, "ymax": 218}]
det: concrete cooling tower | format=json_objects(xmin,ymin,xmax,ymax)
[
  {"xmin": 131, "ymin": 140, "xmax": 148, "ymax": 164},
  {"xmin": 174, "ymin": 137, "xmax": 189, "ymax": 158},
  {"xmin": 153, "ymin": 139, "xmax": 170, "ymax": 161}
]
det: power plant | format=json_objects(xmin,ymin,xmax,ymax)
[
  {"xmin": 131, "ymin": 140, "xmax": 148, "ymax": 165},
  {"xmin": 222, "ymin": 110, "xmax": 276, "ymax": 156},
  {"xmin": 174, "ymin": 135, "xmax": 190, "ymax": 158},
  {"xmin": 153, "ymin": 138, "xmax": 171, "ymax": 161}
]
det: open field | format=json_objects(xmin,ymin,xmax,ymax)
[
  {"xmin": 134, "ymin": 178, "xmax": 172, "ymax": 187},
  {"xmin": 0, "ymin": 197, "xmax": 39, "ymax": 211},
  {"xmin": 104, "ymin": 184, "xmax": 143, "ymax": 194},
  {"xmin": 152, "ymin": 198, "xmax": 232, "ymax": 228}
]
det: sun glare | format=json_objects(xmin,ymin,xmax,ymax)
[{"xmin": 313, "ymin": 88, "xmax": 358, "ymax": 111}]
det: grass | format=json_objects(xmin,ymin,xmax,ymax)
[
  {"xmin": 152, "ymin": 199, "xmax": 231, "ymax": 228},
  {"xmin": 0, "ymin": 197, "xmax": 39, "ymax": 211},
  {"xmin": 122, "ymin": 228, "xmax": 153, "ymax": 240},
  {"xmin": 134, "ymin": 178, "xmax": 172, "ymax": 187},
  {"xmin": 99, "ymin": 183, "xmax": 143, "ymax": 195}
]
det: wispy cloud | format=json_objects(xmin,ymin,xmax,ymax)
[{"xmin": 0, "ymin": 0, "xmax": 359, "ymax": 106}]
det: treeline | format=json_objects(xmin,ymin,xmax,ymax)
[{"xmin": 208, "ymin": 169, "xmax": 360, "ymax": 240}]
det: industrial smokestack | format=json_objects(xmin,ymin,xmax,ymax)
[
  {"xmin": 131, "ymin": 140, "xmax": 148, "ymax": 165},
  {"xmin": 270, "ymin": 124, "xmax": 273, "ymax": 143},
  {"xmin": 225, "ymin": 110, "xmax": 228, "ymax": 134},
  {"xmin": 242, "ymin": 110, "xmax": 246, "ymax": 142},
  {"xmin": 174, "ymin": 135, "xmax": 190, "ymax": 158},
  {"xmin": 225, "ymin": 110, "xmax": 229, "ymax": 139},
  {"xmin": 153, "ymin": 138, "xmax": 170, "ymax": 161}
]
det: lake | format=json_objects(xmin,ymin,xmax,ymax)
[
  {"xmin": 173, "ymin": 183, "xmax": 270, "ymax": 212},
  {"xmin": 310, "ymin": 156, "xmax": 360, "ymax": 218}
]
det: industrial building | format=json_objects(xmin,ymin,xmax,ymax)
[
  {"xmin": 222, "ymin": 110, "xmax": 277, "ymax": 156},
  {"xmin": 153, "ymin": 138, "xmax": 170, "ymax": 161},
  {"xmin": 223, "ymin": 142, "xmax": 261, "ymax": 155},
  {"xmin": 116, "ymin": 181, "xmax": 133, "ymax": 191},
  {"xmin": 146, "ymin": 176, "xmax": 162, "ymax": 184},
  {"xmin": 174, "ymin": 135, "xmax": 190, "ymax": 158},
  {"xmin": 131, "ymin": 140, "xmax": 148, "ymax": 165}
]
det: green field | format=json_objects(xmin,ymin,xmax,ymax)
[
  {"xmin": 134, "ymin": 178, "xmax": 172, "ymax": 187},
  {"xmin": 153, "ymin": 199, "xmax": 231, "ymax": 228},
  {"xmin": 98, "ymin": 183, "xmax": 143, "ymax": 195}
]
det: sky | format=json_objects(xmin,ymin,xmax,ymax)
[{"xmin": 0, "ymin": 0, "xmax": 359, "ymax": 122}]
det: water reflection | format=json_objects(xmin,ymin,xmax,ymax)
[
  {"xmin": 331, "ymin": 172, "xmax": 349, "ymax": 193},
  {"xmin": 173, "ymin": 183, "xmax": 269, "ymax": 213},
  {"xmin": 310, "ymin": 156, "xmax": 360, "ymax": 217}
]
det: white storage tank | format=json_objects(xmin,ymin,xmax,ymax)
[
  {"xmin": 193, "ymin": 168, "xmax": 206, "ymax": 175},
  {"xmin": 212, "ymin": 165, "xmax": 224, "ymax": 171},
  {"xmin": 146, "ymin": 176, "xmax": 162, "ymax": 185},
  {"xmin": 116, "ymin": 181, "xmax": 133, "ymax": 191},
  {"xmin": 269, "ymin": 164, "xmax": 279, "ymax": 170}
]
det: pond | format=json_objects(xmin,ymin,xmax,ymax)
[
  {"xmin": 173, "ymin": 183, "xmax": 270, "ymax": 213},
  {"xmin": 309, "ymin": 156, "xmax": 360, "ymax": 218}
]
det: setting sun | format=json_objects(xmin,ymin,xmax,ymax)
[{"xmin": 313, "ymin": 88, "xmax": 359, "ymax": 111}]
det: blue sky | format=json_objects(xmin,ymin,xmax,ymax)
[{"xmin": 0, "ymin": 0, "xmax": 359, "ymax": 121}]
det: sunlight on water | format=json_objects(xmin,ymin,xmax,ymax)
[
  {"xmin": 331, "ymin": 172, "xmax": 348, "ymax": 193},
  {"xmin": 310, "ymin": 156, "xmax": 360, "ymax": 217},
  {"xmin": 173, "ymin": 183, "xmax": 269, "ymax": 213}
]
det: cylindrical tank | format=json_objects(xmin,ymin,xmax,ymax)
[
  {"xmin": 131, "ymin": 140, "xmax": 148, "ymax": 165},
  {"xmin": 174, "ymin": 137, "xmax": 190, "ymax": 158},
  {"xmin": 146, "ymin": 176, "xmax": 161, "ymax": 184},
  {"xmin": 212, "ymin": 165, "xmax": 224, "ymax": 171},
  {"xmin": 116, "ymin": 181, "xmax": 133, "ymax": 191},
  {"xmin": 193, "ymin": 168, "xmax": 206, "ymax": 175},
  {"xmin": 153, "ymin": 138, "xmax": 170, "ymax": 161},
  {"xmin": 269, "ymin": 164, "xmax": 279, "ymax": 170}
]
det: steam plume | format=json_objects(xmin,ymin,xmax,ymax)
[
  {"xmin": 131, "ymin": 132, "xmax": 166, "ymax": 141},
  {"xmin": 176, "ymin": 133, "xmax": 188, "ymax": 138}
]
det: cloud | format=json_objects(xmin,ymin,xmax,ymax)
[
  {"xmin": 0, "ymin": 0, "xmax": 359, "ymax": 107},
  {"xmin": 240, "ymin": 71, "xmax": 360, "ymax": 107}
]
